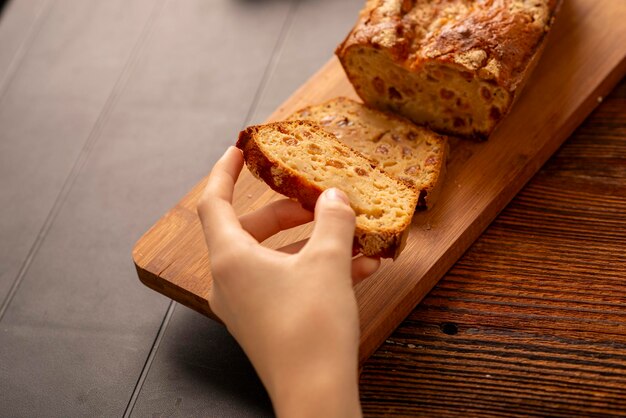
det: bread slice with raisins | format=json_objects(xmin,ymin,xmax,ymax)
[
  {"xmin": 288, "ymin": 97, "xmax": 448, "ymax": 209},
  {"xmin": 237, "ymin": 120, "xmax": 418, "ymax": 259}
]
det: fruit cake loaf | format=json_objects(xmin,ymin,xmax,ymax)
[
  {"xmin": 287, "ymin": 97, "xmax": 448, "ymax": 209},
  {"xmin": 336, "ymin": 0, "xmax": 562, "ymax": 139},
  {"xmin": 237, "ymin": 120, "xmax": 418, "ymax": 259}
]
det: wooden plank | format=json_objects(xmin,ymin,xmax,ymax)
[
  {"xmin": 130, "ymin": 306, "xmax": 274, "ymax": 417},
  {"xmin": 0, "ymin": 1, "xmax": 165, "ymax": 416},
  {"xmin": 359, "ymin": 78, "xmax": 626, "ymax": 417},
  {"xmin": 133, "ymin": 0, "xmax": 626, "ymax": 366},
  {"xmin": 0, "ymin": 0, "xmax": 158, "ymax": 303},
  {"xmin": 0, "ymin": 0, "xmax": 292, "ymax": 416},
  {"xmin": 0, "ymin": 0, "xmax": 51, "ymax": 93}
]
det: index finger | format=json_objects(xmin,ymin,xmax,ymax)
[{"xmin": 197, "ymin": 146, "xmax": 255, "ymax": 252}]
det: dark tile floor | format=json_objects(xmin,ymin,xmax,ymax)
[{"xmin": 0, "ymin": 0, "xmax": 364, "ymax": 416}]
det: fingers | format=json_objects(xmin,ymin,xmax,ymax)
[
  {"xmin": 351, "ymin": 256, "xmax": 381, "ymax": 285},
  {"xmin": 302, "ymin": 188, "xmax": 356, "ymax": 261},
  {"xmin": 240, "ymin": 199, "xmax": 313, "ymax": 242},
  {"xmin": 197, "ymin": 147, "xmax": 253, "ymax": 251},
  {"xmin": 281, "ymin": 239, "xmax": 380, "ymax": 283},
  {"xmin": 201, "ymin": 146, "xmax": 244, "ymax": 204}
]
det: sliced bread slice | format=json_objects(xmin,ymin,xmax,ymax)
[
  {"xmin": 237, "ymin": 120, "xmax": 418, "ymax": 259},
  {"xmin": 288, "ymin": 97, "xmax": 448, "ymax": 209}
]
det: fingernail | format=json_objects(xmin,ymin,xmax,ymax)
[
  {"xmin": 225, "ymin": 146, "xmax": 243, "ymax": 159},
  {"xmin": 324, "ymin": 188, "xmax": 349, "ymax": 205}
]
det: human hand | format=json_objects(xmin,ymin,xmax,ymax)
[{"xmin": 197, "ymin": 146, "xmax": 380, "ymax": 418}]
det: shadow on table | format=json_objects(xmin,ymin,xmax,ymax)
[
  {"xmin": 147, "ymin": 305, "xmax": 274, "ymax": 417},
  {"xmin": 0, "ymin": 0, "xmax": 11, "ymax": 17}
]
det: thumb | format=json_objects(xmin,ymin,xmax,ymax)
[{"xmin": 303, "ymin": 188, "xmax": 356, "ymax": 261}]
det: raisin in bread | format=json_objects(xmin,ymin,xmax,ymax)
[
  {"xmin": 336, "ymin": 0, "xmax": 562, "ymax": 139},
  {"xmin": 288, "ymin": 97, "xmax": 448, "ymax": 209},
  {"xmin": 237, "ymin": 120, "xmax": 418, "ymax": 259}
]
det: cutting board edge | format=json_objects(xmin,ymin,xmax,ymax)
[{"xmin": 134, "ymin": 259, "xmax": 219, "ymax": 321}]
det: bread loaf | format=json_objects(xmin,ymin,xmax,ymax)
[
  {"xmin": 336, "ymin": 0, "xmax": 562, "ymax": 139},
  {"xmin": 288, "ymin": 97, "xmax": 448, "ymax": 209},
  {"xmin": 237, "ymin": 120, "xmax": 418, "ymax": 259}
]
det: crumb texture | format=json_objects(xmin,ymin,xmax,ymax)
[
  {"xmin": 237, "ymin": 120, "xmax": 419, "ymax": 258},
  {"xmin": 288, "ymin": 97, "xmax": 448, "ymax": 208}
]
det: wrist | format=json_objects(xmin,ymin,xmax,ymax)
[{"xmin": 269, "ymin": 360, "xmax": 362, "ymax": 418}]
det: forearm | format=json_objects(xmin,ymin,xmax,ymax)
[{"xmin": 198, "ymin": 154, "xmax": 371, "ymax": 417}]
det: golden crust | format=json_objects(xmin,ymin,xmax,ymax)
[
  {"xmin": 338, "ymin": 0, "xmax": 561, "ymax": 91},
  {"xmin": 337, "ymin": 0, "xmax": 563, "ymax": 139},
  {"xmin": 237, "ymin": 120, "xmax": 417, "ymax": 259}
]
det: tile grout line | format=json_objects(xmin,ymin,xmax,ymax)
[
  {"xmin": 0, "ymin": 0, "xmax": 55, "ymax": 104},
  {"xmin": 123, "ymin": 2, "xmax": 300, "ymax": 416},
  {"xmin": 123, "ymin": 300, "xmax": 176, "ymax": 418},
  {"xmin": 242, "ymin": 0, "xmax": 300, "ymax": 128},
  {"xmin": 0, "ymin": 0, "xmax": 167, "ymax": 323}
]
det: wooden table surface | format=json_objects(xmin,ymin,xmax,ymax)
[
  {"xmin": 0, "ymin": 0, "xmax": 624, "ymax": 416},
  {"xmin": 359, "ymin": 78, "xmax": 626, "ymax": 417}
]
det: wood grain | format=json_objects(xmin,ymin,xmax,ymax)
[
  {"xmin": 359, "ymin": 78, "xmax": 626, "ymax": 418},
  {"xmin": 133, "ymin": 0, "xmax": 626, "ymax": 366}
]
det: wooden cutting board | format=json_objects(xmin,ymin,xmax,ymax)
[{"xmin": 133, "ymin": 0, "xmax": 626, "ymax": 366}]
